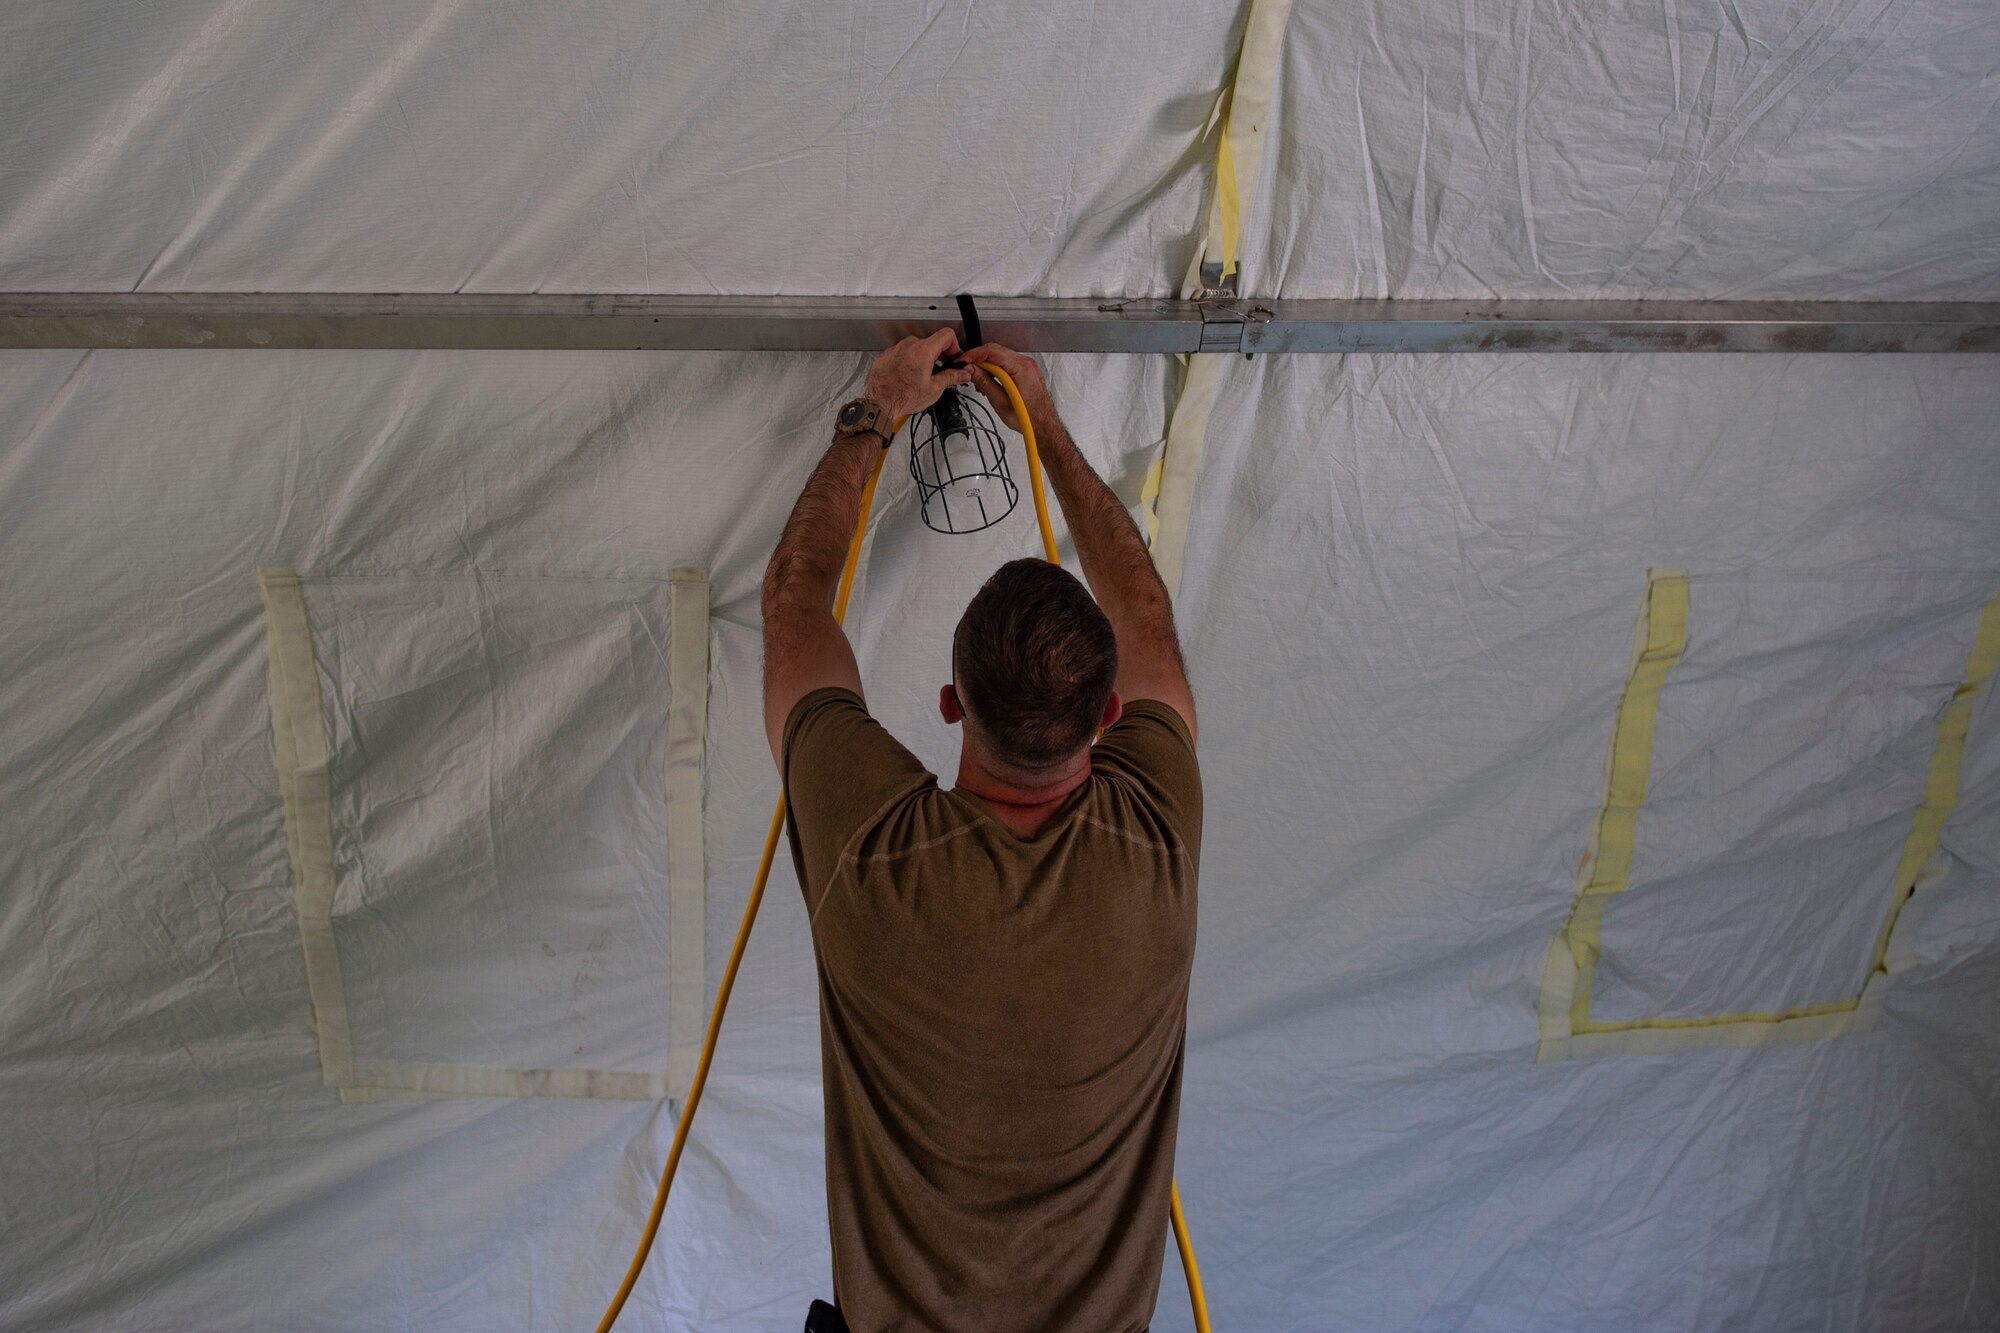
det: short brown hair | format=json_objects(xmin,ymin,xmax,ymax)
[{"xmin": 952, "ymin": 558, "xmax": 1118, "ymax": 772}]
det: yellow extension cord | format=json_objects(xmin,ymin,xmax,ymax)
[{"xmin": 597, "ymin": 365, "xmax": 1212, "ymax": 1333}]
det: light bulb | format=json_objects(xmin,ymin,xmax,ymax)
[{"xmin": 939, "ymin": 427, "xmax": 991, "ymax": 500}]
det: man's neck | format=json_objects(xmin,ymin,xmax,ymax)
[{"xmin": 952, "ymin": 747, "xmax": 1091, "ymax": 836}]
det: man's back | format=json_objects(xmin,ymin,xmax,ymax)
[{"xmin": 783, "ymin": 686, "xmax": 1201, "ymax": 1333}]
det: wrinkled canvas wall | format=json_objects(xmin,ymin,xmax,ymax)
[
  {"xmin": 1254, "ymin": 0, "xmax": 2000, "ymax": 299},
  {"xmin": 4, "ymin": 1, "xmax": 1999, "ymax": 1329},
  {"xmin": 1175, "ymin": 352, "xmax": 2000, "ymax": 1328},
  {"xmin": 0, "ymin": 0, "xmax": 1241, "ymax": 295}
]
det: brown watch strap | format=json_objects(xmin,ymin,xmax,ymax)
[{"xmin": 835, "ymin": 397, "xmax": 894, "ymax": 445}]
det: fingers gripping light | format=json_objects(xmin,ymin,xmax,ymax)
[{"xmin": 908, "ymin": 384, "xmax": 1020, "ymax": 534}]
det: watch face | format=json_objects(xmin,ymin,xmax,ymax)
[{"xmin": 838, "ymin": 401, "xmax": 865, "ymax": 428}]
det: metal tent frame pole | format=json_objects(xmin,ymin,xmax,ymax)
[{"xmin": 2, "ymin": 293, "xmax": 1996, "ymax": 354}]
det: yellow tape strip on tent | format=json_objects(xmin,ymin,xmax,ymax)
[
  {"xmin": 1534, "ymin": 570, "xmax": 1689, "ymax": 1061},
  {"xmin": 663, "ymin": 568, "xmax": 712, "ymax": 1100},
  {"xmin": 1538, "ymin": 574, "xmax": 2000, "ymax": 1061},
  {"xmin": 1141, "ymin": 0, "xmax": 1296, "ymax": 592},
  {"xmin": 258, "ymin": 566, "xmax": 713, "ymax": 1101},
  {"xmin": 258, "ymin": 567, "xmax": 361, "ymax": 1090},
  {"xmin": 1862, "ymin": 581, "xmax": 2000, "ymax": 992}
]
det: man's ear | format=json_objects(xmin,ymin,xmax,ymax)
[
  {"xmin": 940, "ymin": 683, "xmax": 963, "ymax": 725},
  {"xmin": 1100, "ymin": 690, "xmax": 1123, "ymax": 730}
]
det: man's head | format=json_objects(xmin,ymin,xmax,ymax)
[{"xmin": 942, "ymin": 558, "xmax": 1120, "ymax": 777}]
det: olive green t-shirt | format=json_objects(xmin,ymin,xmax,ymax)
[{"xmin": 782, "ymin": 687, "xmax": 1201, "ymax": 1333}]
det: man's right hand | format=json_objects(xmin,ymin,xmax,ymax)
[
  {"xmin": 962, "ymin": 343, "xmax": 1054, "ymax": 435},
  {"xmin": 864, "ymin": 330, "xmax": 974, "ymax": 423}
]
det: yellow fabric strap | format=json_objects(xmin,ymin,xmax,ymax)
[
  {"xmin": 1144, "ymin": 354, "xmax": 1222, "ymax": 594},
  {"xmin": 1145, "ymin": 0, "xmax": 1295, "ymax": 590},
  {"xmin": 1188, "ymin": 0, "xmax": 1294, "ymax": 288},
  {"xmin": 1139, "ymin": 459, "xmax": 1165, "ymax": 548},
  {"xmin": 1214, "ymin": 118, "xmax": 1242, "ymax": 281},
  {"xmin": 258, "ymin": 566, "xmax": 711, "ymax": 1101}
]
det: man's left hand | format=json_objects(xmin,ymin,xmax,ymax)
[{"xmin": 862, "ymin": 329, "xmax": 974, "ymax": 423}]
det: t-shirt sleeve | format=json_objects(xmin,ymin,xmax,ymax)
[
  {"xmin": 781, "ymin": 686, "xmax": 935, "ymax": 913},
  {"xmin": 1088, "ymin": 699, "xmax": 1203, "ymax": 858}
]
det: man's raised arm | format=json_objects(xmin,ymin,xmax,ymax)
[
  {"xmin": 963, "ymin": 344, "xmax": 1196, "ymax": 742},
  {"xmin": 761, "ymin": 330, "xmax": 973, "ymax": 767}
]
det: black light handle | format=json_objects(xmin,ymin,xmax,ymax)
[
  {"xmin": 956, "ymin": 293, "xmax": 983, "ymax": 351},
  {"xmin": 937, "ymin": 294, "xmax": 982, "ymax": 372},
  {"xmin": 927, "ymin": 293, "xmax": 983, "ymax": 432}
]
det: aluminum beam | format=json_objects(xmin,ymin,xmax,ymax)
[
  {"xmin": 1239, "ymin": 300, "xmax": 2000, "ymax": 354},
  {"xmin": 2, "ymin": 293, "xmax": 1995, "ymax": 354},
  {"xmin": 0, "ymin": 294, "xmax": 1200, "ymax": 354}
]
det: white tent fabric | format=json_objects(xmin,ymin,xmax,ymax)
[
  {"xmin": 0, "ymin": 1, "xmax": 1239, "ymax": 295},
  {"xmin": 1254, "ymin": 0, "xmax": 2000, "ymax": 299},
  {"xmin": 4, "ymin": 3, "xmax": 1999, "ymax": 1331}
]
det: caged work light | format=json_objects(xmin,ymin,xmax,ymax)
[{"xmin": 908, "ymin": 378, "xmax": 1019, "ymax": 535}]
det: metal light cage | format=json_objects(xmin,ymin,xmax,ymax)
[{"xmin": 907, "ymin": 385, "xmax": 1019, "ymax": 535}]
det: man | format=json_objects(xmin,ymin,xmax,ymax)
[{"xmin": 762, "ymin": 329, "xmax": 1200, "ymax": 1333}]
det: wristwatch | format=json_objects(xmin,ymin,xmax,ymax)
[{"xmin": 834, "ymin": 397, "xmax": 895, "ymax": 446}]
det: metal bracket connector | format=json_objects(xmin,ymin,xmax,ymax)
[
  {"xmin": 1196, "ymin": 294, "xmax": 1273, "ymax": 354},
  {"xmin": 1193, "ymin": 261, "xmax": 1241, "ymax": 302},
  {"xmin": 1196, "ymin": 301, "xmax": 1244, "ymax": 353}
]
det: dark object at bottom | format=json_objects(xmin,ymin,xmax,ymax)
[
  {"xmin": 805, "ymin": 1299, "xmax": 1148, "ymax": 1332},
  {"xmin": 805, "ymin": 1299, "xmax": 850, "ymax": 1332}
]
